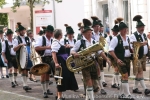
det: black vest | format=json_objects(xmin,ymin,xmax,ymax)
[
  {"xmin": 133, "ymin": 32, "xmax": 148, "ymax": 59},
  {"xmin": 64, "ymin": 38, "xmax": 76, "ymax": 55},
  {"xmin": 5, "ymin": 40, "xmax": 13, "ymax": 61},
  {"xmin": 114, "ymin": 35, "xmax": 130, "ymax": 61},
  {"xmin": 38, "ymin": 36, "xmax": 53, "ymax": 56},
  {"xmin": 78, "ymin": 39, "xmax": 95, "ymax": 52},
  {"xmin": 0, "ymin": 41, "xmax": 2, "ymax": 53}
]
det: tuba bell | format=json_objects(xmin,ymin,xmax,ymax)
[
  {"xmin": 132, "ymin": 41, "xmax": 143, "ymax": 75},
  {"xmin": 30, "ymin": 42, "xmax": 50, "ymax": 76},
  {"xmin": 66, "ymin": 37, "xmax": 106, "ymax": 73}
]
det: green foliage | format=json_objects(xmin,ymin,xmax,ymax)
[
  {"xmin": 0, "ymin": 13, "xmax": 8, "ymax": 26},
  {"xmin": 0, "ymin": 0, "xmax": 6, "ymax": 8}
]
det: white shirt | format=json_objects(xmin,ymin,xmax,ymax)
[
  {"xmin": 100, "ymin": 32, "xmax": 105, "ymax": 37},
  {"xmin": 130, "ymin": 31, "xmax": 148, "ymax": 55},
  {"xmin": 51, "ymin": 39, "xmax": 61, "ymax": 53},
  {"xmin": 34, "ymin": 35, "xmax": 53, "ymax": 56},
  {"xmin": 106, "ymin": 36, "xmax": 111, "ymax": 46},
  {"xmin": 109, "ymin": 35, "xmax": 131, "ymax": 57},
  {"xmin": 2, "ymin": 40, "xmax": 16, "ymax": 55},
  {"xmin": 71, "ymin": 36, "xmax": 102, "ymax": 55},
  {"xmin": 13, "ymin": 36, "xmax": 26, "ymax": 47},
  {"xmin": 60, "ymin": 38, "xmax": 75, "ymax": 46},
  {"xmin": 92, "ymin": 31, "xmax": 101, "ymax": 42}
]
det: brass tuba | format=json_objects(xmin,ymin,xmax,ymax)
[
  {"xmin": 30, "ymin": 42, "xmax": 50, "ymax": 76},
  {"xmin": 132, "ymin": 41, "xmax": 143, "ymax": 75},
  {"xmin": 66, "ymin": 37, "xmax": 106, "ymax": 73}
]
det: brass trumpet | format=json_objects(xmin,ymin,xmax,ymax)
[{"xmin": 54, "ymin": 65, "xmax": 63, "ymax": 85}]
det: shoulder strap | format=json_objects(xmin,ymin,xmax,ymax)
[
  {"xmin": 51, "ymin": 39, "xmax": 53, "ymax": 44},
  {"xmin": 74, "ymin": 39, "xmax": 76, "ymax": 43},
  {"xmin": 17, "ymin": 36, "xmax": 22, "ymax": 44},
  {"xmin": 109, "ymin": 36, "xmax": 112, "ymax": 41},
  {"xmin": 42, "ymin": 36, "xmax": 46, "ymax": 46},
  {"xmin": 143, "ymin": 33, "xmax": 147, "ymax": 40},
  {"xmin": 64, "ymin": 38, "xmax": 68, "ymax": 45},
  {"xmin": 78, "ymin": 39, "xmax": 86, "ymax": 51}
]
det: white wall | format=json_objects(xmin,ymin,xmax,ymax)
[{"xmin": 54, "ymin": 0, "xmax": 84, "ymax": 38}]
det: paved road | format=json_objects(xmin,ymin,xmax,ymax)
[{"xmin": 0, "ymin": 73, "xmax": 150, "ymax": 100}]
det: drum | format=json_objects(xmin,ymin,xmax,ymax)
[
  {"xmin": 19, "ymin": 46, "xmax": 28, "ymax": 69},
  {"xmin": 26, "ymin": 45, "xmax": 33, "ymax": 69}
]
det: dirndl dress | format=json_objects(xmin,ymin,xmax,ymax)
[{"xmin": 56, "ymin": 45, "xmax": 78, "ymax": 92}]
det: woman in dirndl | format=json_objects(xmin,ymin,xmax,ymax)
[{"xmin": 51, "ymin": 29, "xmax": 78, "ymax": 100}]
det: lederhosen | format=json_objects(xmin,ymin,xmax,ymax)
[
  {"xmin": 5, "ymin": 40, "xmax": 18, "ymax": 69},
  {"xmin": 133, "ymin": 32, "xmax": 148, "ymax": 71},
  {"xmin": 38, "ymin": 36, "xmax": 54, "ymax": 74},
  {"xmin": 114, "ymin": 35, "xmax": 131, "ymax": 76},
  {"xmin": 16, "ymin": 36, "xmax": 31, "ymax": 70},
  {"xmin": 0, "ymin": 40, "xmax": 4, "ymax": 67},
  {"xmin": 78, "ymin": 39, "xmax": 98, "ymax": 81},
  {"xmin": 64, "ymin": 38, "xmax": 76, "ymax": 55}
]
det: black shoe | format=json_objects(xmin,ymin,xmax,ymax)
[
  {"xmin": 102, "ymin": 82, "xmax": 107, "ymax": 87},
  {"xmin": 26, "ymin": 86, "xmax": 32, "ymax": 90},
  {"xmin": 23, "ymin": 86, "xmax": 28, "ymax": 92},
  {"xmin": 133, "ymin": 88, "xmax": 142, "ymax": 94},
  {"xmin": 118, "ymin": 94, "xmax": 125, "ymax": 99},
  {"xmin": 125, "ymin": 95, "xmax": 134, "ymax": 100},
  {"xmin": 11, "ymin": 82, "xmax": 16, "ymax": 88},
  {"xmin": 145, "ymin": 89, "xmax": 150, "ymax": 95},
  {"xmin": 47, "ymin": 89, "xmax": 53, "ymax": 95},
  {"xmin": 15, "ymin": 81, "xmax": 18, "ymax": 86},
  {"xmin": 49, "ymin": 81, "xmax": 53, "ymax": 85},
  {"xmin": 111, "ymin": 83, "xmax": 118, "ymax": 88},
  {"xmin": 101, "ymin": 89, "xmax": 106, "ymax": 95},
  {"xmin": 6, "ymin": 75, "xmax": 9, "ymax": 78},
  {"xmin": 1, "ymin": 75, "xmax": 4, "ymax": 78},
  {"xmin": 43, "ymin": 92, "xmax": 48, "ymax": 98}
]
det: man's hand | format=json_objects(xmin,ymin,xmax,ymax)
[
  {"xmin": 117, "ymin": 59, "xmax": 125, "ymax": 66},
  {"xmin": 142, "ymin": 41, "xmax": 148, "ymax": 46},
  {"xmin": 72, "ymin": 52, "xmax": 80, "ymax": 58},
  {"xmin": 46, "ymin": 45, "xmax": 51, "ymax": 49},
  {"xmin": 19, "ymin": 43, "xmax": 26, "ymax": 47},
  {"xmin": 4, "ymin": 58, "xmax": 8, "ymax": 63},
  {"xmin": 55, "ymin": 63, "xmax": 60, "ymax": 68},
  {"xmin": 65, "ymin": 44, "xmax": 73, "ymax": 48}
]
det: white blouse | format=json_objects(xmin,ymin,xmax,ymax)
[{"xmin": 51, "ymin": 39, "xmax": 61, "ymax": 53}]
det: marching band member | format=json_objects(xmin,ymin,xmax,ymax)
[
  {"xmin": 130, "ymin": 15, "xmax": 150, "ymax": 95},
  {"xmin": 35, "ymin": 25, "xmax": 54, "ymax": 98},
  {"xmin": 0, "ymin": 30, "xmax": 5, "ymax": 79},
  {"xmin": 2, "ymin": 29, "xmax": 18, "ymax": 87},
  {"xmin": 109, "ymin": 18, "xmax": 134, "ymax": 100},
  {"xmin": 26, "ymin": 30, "xmax": 37, "ymax": 82},
  {"xmin": 52, "ymin": 29, "xmax": 78, "ymax": 100},
  {"xmin": 99, "ymin": 23, "xmax": 107, "ymax": 38},
  {"xmin": 107, "ymin": 20, "xmax": 120, "ymax": 88},
  {"xmin": 71, "ymin": 18, "xmax": 110, "ymax": 100},
  {"xmin": 77, "ymin": 22, "xmax": 84, "ymax": 40},
  {"xmin": 38, "ymin": 30, "xmax": 44, "ymax": 36},
  {"xmin": 60, "ymin": 24, "xmax": 76, "ymax": 55},
  {"xmin": 13, "ymin": 23, "xmax": 32, "ymax": 92},
  {"xmin": 91, "ymin": 16, "xmax": 107, "ymax": 94}
]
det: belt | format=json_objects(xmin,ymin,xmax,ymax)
[{"xmin": 124, "ymin": 46, "xmax": 129, "ymax": 50}]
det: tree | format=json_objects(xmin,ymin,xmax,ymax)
[
  {"xmin": 0, "ymin": 0, "xmax": 62, "ymax": 31},
  {"xmin": 0, "ymin": 13, "xmax": 8, "ymax": 26}
]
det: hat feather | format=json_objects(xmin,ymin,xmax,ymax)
[
  {"xmin": 83, "ymin": 19, "xmax": 92, "ymax": 26},
  {"xmin": 78, "ymin": 23, "xmax": 82, "ymax": 27},
  {"xmin": 114, "ymin": 20, "xmax": 118, "ymax": 24},
  {"xmin": 133, "ymin": 15, "xmax": 142, "ymax": 21},
  {"xmin": 64, "ymin": 24, "xmax": 68, "ymax": 27},
  {"xmin": 91, "ymin": 16, "xmax": 99, "ymax": 21},
  {"xmin": 117, "ymin": 17, "xmax": 124, "ymax": 23}
]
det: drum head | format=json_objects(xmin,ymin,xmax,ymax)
[{"xmin": 20, "ymin": 46, "xmax": 27, "ymax": 69}]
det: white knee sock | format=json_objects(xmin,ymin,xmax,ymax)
[
  {"xmin": 9, "ymin": 73, "xmax": 13, "ymax": 82},
  {"xmin": 22, "ymin": 75, "xmax": 27, "ymax": 86},
  {"xmin": 122, "ymin": 81, "xmax": 131, "ymax": 97},
  {"xmin": 41, "ymin": 82, "xmax": 46, "ymax": 93},
  {"xmin": 0, "ymin": 67, "xmax": 3, "ymax": 76},
  {"xmin": 120, "ymin": 82, "xmax": 124, "ymax": 95},
  {"xmin": 98, "ymin": 77, "xmax": 104, "ymax": 89},
  {"xmin": 86, "ymin": 87, "xmax": 94, "ymax": 100},
  {"xmin": 111, "ymin": 74, "xmax": 115, "ymax": 85},
  {"xmin": 140, "ymin": 79, "xmax": 147, "ymax": 90},
  {"xmin": 13, "ymin": 73, "xmax": 17, "ymax": 82},
  {"xmin": 45, "ymin": 80, "xmax": 49, "ymax": 91},
  {"xmin": 115, "ymin": 73, "xmax": 120, "ymax": 85},
  {"xmin": 133, "ymin": 78, "xmax": 140, "ymax": 89},
  {"xmin": 100, "ymin": 71, "xmax": 105, "ymax": 82}
]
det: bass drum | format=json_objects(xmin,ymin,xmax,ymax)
[{"xmin": 19, "ymin": 46, "xmax": 28, "ymax": 69}]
